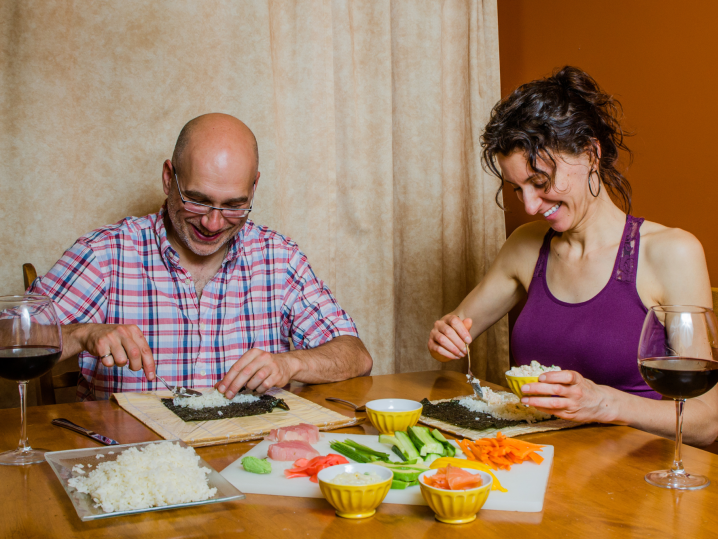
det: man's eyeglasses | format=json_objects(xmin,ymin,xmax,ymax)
[{"xmin": 174, "ymin": 173, "xmax": 254, "ymax": 220}]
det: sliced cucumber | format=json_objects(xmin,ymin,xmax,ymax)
[
  {"xmin": 408, "ymin": 426, "xmax": 443, "ymax": 456},
  {"xmin": 394, "ymin": 431, "xmax": 421, "ymax": 460},
  {"xmin": 422, "ymin": 453, "xmax": 443, "ymax": 466},
  {"xmin": 391, "ymin": 445, "xmax": 407, "ymax": 462},
  {"xmin": 430, "ymin": 429, "xmax": 456, "ymax": 457}
]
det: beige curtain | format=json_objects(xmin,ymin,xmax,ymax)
[{"xmin": 0, "ymin": 0, "xmax": 508, "ymax": 406}]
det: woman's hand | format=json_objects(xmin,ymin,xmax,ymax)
[
  {"xmin": 520, "ymin": 370, "xmax": 618, "ymax": 424},
  {"xmin": 428, "ymin": 316, "xmax": 473, "ymax": 362}
]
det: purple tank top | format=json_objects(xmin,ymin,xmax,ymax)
[{"xmin": 511, "ymin": 215, "xmax": 661, "ymax": 400}]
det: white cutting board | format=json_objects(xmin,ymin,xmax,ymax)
[{"xmin": 220, "ymin": 432, "xmax": 553, "ymax": 512}]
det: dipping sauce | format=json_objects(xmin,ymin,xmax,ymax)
[{"xmin": 330, "ymin": 471, "xmax": 384, "ymax": 486}]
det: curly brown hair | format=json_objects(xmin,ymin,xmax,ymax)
[{"xmin": 481, "ymin": 66, "xmax": 633, "ymax": 212}]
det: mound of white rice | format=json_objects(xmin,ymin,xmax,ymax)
[
  {"xmin": 67, "ymin": 442, "xmax": 217, "ymax": 513},
  {"xmin": 173, "ymin": 389, "xmax": 260, "ymax": 410},
  {"xmin": 506, "ymin": 360, "xmax": 561, "ymax": 377},
  {"xmin": 457, "ymin": 387, "xmax": 552, "ymax": 423}
]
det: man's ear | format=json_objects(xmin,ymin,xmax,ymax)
[{"xmin": 162, "ymin": 160, "xmax": 174, "ymax": 196}]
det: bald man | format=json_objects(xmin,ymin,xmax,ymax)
[{"xmin": 30, "ymin": 114, "xmax": 372, "ymax": 401}]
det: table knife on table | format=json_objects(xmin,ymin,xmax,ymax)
[{"xmin": 51, "ymin": 418, "xmax": 119, "ymax": 445}]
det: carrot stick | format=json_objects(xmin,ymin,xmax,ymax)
[
  {"xmin": 501, "ymin": 437, "xmax": 545, "ymax": 450},
  {"xmin": 459, "ymin": 440, "xmax": 475, "ymax": 460},
  {"xmin": 528, "ymin": 451, "xmax": 544, "ymax": 465}
]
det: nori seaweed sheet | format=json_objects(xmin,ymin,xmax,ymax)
[
  {"xmin": 420, "ymin": 398, "xmax": 524, "ymax": 431},
  {"xmin": 162, "ymin": 394, "xmax": 290, "ymax": 422}
]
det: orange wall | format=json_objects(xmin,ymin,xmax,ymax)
[{"xmin": 497, "ymin": 0, "xmax": 718, "ymax": 284}]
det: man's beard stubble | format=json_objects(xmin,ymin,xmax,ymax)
[{"xmin": 165, "ymin": 198, "xmax": 241, "ymax": 257}]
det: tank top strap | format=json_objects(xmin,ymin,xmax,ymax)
[
  {"xmin": 533, "ymin": 227, "xmax": 558, "ymax": 280},
  {"xmin": 615, "ymin": 215, "xmax": 645, "ymax": 284}
]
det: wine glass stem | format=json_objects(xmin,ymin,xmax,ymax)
[
  {"xmin": 17, "ymin": 381, "xmax": 31, "ymax": 453},
  {"xmin": 671, "ymin": 399, "xmax": 686, "ymax": 475}
]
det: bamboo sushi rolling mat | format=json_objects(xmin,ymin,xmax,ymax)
[
  {"xmin": 113, "ymin": 387, "xmax": 362, "ymax": 447},
  {"xmin": 418, "ymin": 396, "xmax": 585, "ymax": 441}
]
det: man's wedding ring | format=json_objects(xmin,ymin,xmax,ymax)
[{"xmin": 100, "ymin": 353, "xmax": 113, "ymax": 359}]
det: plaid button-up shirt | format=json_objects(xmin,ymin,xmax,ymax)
[{"xmin": 30, "ymin": 209, "xmax": 358, "ymax": 401}]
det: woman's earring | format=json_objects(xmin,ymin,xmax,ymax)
[{"xmin": 588, "ymin": 171, "xmax": 601, "ymax": 198}]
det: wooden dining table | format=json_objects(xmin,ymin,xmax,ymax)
[{"xmin": 2, "ymin": 369, "xmax": 717, "ymax": 538}]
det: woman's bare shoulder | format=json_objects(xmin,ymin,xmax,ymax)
[
  {"xmin": 638, "ymin": 219, "xmax": 710, "ymax": 306},
  {"xmin": 505, "ymin": 221, "xmax": 552, "ymax": 252},
  {"xmin": 640, "ymin": 220, "xmax": 705, "ymax": 262},
  {"xmin": 497, "ymin": 221, "xmax": 552, "ymax": 282}
]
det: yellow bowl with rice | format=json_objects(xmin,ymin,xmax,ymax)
[{"xmin": 504, "ymin": 374, "xmax": 540, "ymax": 399}]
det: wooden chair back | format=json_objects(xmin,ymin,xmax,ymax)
[{"xmin": 22, "ymin": 263, "xmax": 80, "ymax": 405}]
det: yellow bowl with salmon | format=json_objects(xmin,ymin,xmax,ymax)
[
  {"xmin": 418, "ymin": 468, "xmax": 493, "ymax": 524},
  {"xmin": 364, "ymin": 399, "xmax": 422, "ymax": 435}
]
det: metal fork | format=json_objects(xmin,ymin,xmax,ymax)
[
  {"xmin": 324, "ymin": 397, "xmax": 366, "ymax": 412},
  {"xmin": 466, "ymin": 343, "xmax": 484, "ymax": 399},
  {"xmin": 155, "ymin": 374, "xmax": 202, "ymax": 398}
]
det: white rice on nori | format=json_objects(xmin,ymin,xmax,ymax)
[
  {"xmin": 173, "ymin": 389, "xmax": 260, "ymax": 410},
  {"xmin": 457, "ymin": 389, "xmax": 552, "ymax": 423},
  {"xmin": 67, "ymin": 442, "xmax": 216, "ymax": 512}
]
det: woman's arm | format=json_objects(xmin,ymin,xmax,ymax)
[
  {"xmin": 522, "ymin": 227, "xmax": 718, "ymax": 446},
  {"xmin": 428, "ymin": 222, "xmax": 548, "ymax": 362}
]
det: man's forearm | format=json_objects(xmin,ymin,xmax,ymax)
[{"xmin": 282, "ymin": 336, "xmax": 372, "ymax": 384}]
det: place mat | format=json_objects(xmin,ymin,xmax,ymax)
[
  {"xmin": 113, "ymin": 387, "xmax": 362, "ymax": 447},
  {"xmin": 418, "ymin": 396, "xmax": 585, "ymax": 440}
]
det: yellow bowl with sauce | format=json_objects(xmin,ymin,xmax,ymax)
[
  {"xmin": 317, "ymin": 463, "xmax": 393, "ymax": 519},
  {"xmin": 365, "ymin": 399, "xmax": 423, "ymax": 435},
  {"xmin": 505, "ymin": 374, "xmax": 539, "ymax": 399},
  {"xmin": 418, "ymin": 469, "xmax": 493, "ymax": 524}
]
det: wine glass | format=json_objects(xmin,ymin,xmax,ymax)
[
  {"xmin": 0, "ymin": 294, "xmax": 62, "ymax": 465},
  {"xmin": 637, "ymin": 305, "xmax": 718, "ymax": 490}
]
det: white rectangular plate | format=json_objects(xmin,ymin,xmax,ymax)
[
  {"xmin": 220, "ymin": 432, "xmax": 553, "ymax": 512},
  {"xmin": 45, "ymin": 440, "xmax": 245, "ymax": 521}
]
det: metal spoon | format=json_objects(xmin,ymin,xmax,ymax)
[
  {"xmin": 325, "ymin": 397, "xmax": 366, "ymax": 412},
  {"xmin": 155, "ymin": 374, "xmax": 202, "ymax": 398}
]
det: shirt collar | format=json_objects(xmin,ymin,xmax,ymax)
[{"xmin": 155, "ymin": 205, "xmax": 248, "ymax": 268}]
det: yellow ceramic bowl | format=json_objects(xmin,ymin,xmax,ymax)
[
  {"xmin": 418, "ymin": 469, "xmax": 493, "ymax": 524},
  {"xmin": 505, "ymin": 374, "xmax": 539, "ymax": 399},
  {"xmin": 317, "ymin": 463, "xmax": 393, "ymax": 519},
  {"xmin": 365, "ymin": 399, "xmax": 422, "ymax": 435}
]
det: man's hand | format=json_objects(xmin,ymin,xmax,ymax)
[
  {"xmin": 217, "ymin": 348, "xmax": 295, "ymax": 398},
  {"xmin": 74, "ymin": 324, "xmax": 156, "ymax": 381},
  {"xmin": 428, "ymin": 315, "xmax": 473, "ymax": 362}
]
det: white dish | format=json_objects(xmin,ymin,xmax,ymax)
[
  {"xmin": 45, "ymin": 440, "xmax": 245, "ymax": 521},
  {"xmin": 220, "ymin": 432, "xmax": 554, "ymax": 512}
]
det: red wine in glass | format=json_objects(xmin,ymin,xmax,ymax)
[
  {"xmin": 0, "ymin": 295, "xmax": 62, "ymax": 466},
  {"xmin": 638, "ymin": 306, "xmax": 718, "ymax": 490},
  {"xmin": 640, "ymin": 358, "xmax": 718, "ymax": 400},
  {"xmin": 0, "ymin": 346, "xmax": 62, "ymax": 381}
]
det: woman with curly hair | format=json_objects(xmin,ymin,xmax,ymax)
[{"xmin": 428, "ymin": 66, "xmax": 717, "ymax": 446}]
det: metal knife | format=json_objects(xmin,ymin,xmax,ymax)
[{"xmin": 51, "ymin": 418, "xmax": 119, "ymax": 446}]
